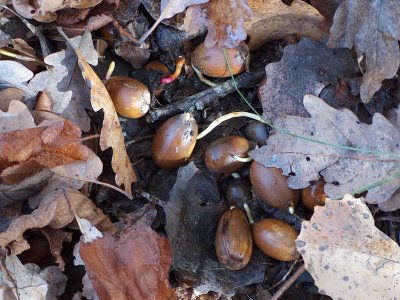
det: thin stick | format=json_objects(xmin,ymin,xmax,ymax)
[
  {"xmin": 270, "ymin": 264, "xmax": 306, "ymax": 300},
  {"xmin": 269, "ymin": 259, "xmax": 300, "ymax": 291}
]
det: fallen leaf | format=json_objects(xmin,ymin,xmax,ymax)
[
  {"xmin": 0, "ymin": 88, "xmax": 26, "ymax": 112},
  {"xmin": 258, "ymin": 39, "xmax": 358, "ymax": 120},
  {"xmin": 204, "ymin": 0, "xmax": 252, "ymax": 48},
  {"xmin": 328, "ymin": 0, "xmax": 400, "ymax": 103},
  {"xmin": 165, "ymin": 163, "xmax": 267, "ymax": 295},
  {"xmin": 249, "ymin": 95, "xmax": 400, "ymax": 206},
  {"xmin": 0, "ymin": 255, "xmax": 67, "ymax": 300},
  {"xmin": 63, "ymin": 31, "xmax": 136, "ymax": 195},
  {"xmin": 138, "ymin": 0, "xmax": 209, "ymax": 44},
  {"xmin": 79, "ymin": 207, "xmax": 176, "ymax": 300},
  {"xmin": 12, "ymin": 0, "xmax": 103, "ymax": 22},
  {"xmin": 0, "ymin": 188, "xmax": 114, "ymax": 255},
  {"xmin": 0, "ymin": 60, "xmax": 36, "ymax": 98},
  {"xmin": 40, "ymin": 228, "xmax": 72, "ymax": 271},
  {"xmin": 29, "ymin": 33, "xmax": 98, "ymax": 131},
  {"xmin": 296, "ymin": 195, "xmax": 400, "ymax": 299}
]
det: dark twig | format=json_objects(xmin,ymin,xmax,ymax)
[
  {"xmin": 146, "ymin": 67, "xmax": 265, "ymax": 123},
  {"xmin": 270, "ymin": 264, "xmax": 306, "ymax": 300}
]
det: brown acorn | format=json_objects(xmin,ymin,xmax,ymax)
[
  {"xmin": 192, "ymin": 42, "xmax": 248, "ymax": 78},
  {"xmin": 215, "ymin": 207, "xmax": 253, "ymax": 270},
  {"xmin": 204, "ymin": 136, "xmax": 253, "ymax": 173},
  {"xmin": 251, "ymin": 218, "xmax": 299, "ymax": 261},
  {"xmin": 250, "ymin": 161, "xmax": 299, "ymax": 209},
  {"xmin": 151, "ymin": 113, "xmax": 198, "ymax": 169},
  {"xmin": 301, "ymin": 179, "xmax": 327, "ymax": 210},
  {"xmin": 106, "ymin": 76, "xmax": 151, "ymax": 118}
]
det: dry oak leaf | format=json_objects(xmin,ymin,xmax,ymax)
[
  {"xmin": 80, "ymin": 224, "xmax": 176, "ymax": 299},
  {"xmin": 0, "ymin": 255, "xmax": 67, "ymax": 300},
  {"xmin": 328, "ymin": 0, "xmax": 400, "ymax": 103},
  {"xmin": 63, "ymin": 32, "xmax": 136, "ymax": 195},
  {"xmin": 296, "ymin": 195, "xmax": 400, "ymax": 299},
  {"xmin": 258, "ymin": 38, "xmax": 358, "ymax": 120},
  {"xmin": 29, "ymin": 33, "xmax": 98, "ymax": 131},
  {"xmin": 249, "ymin": 94, "xmax": 400, "ymax": 206},
  {"xmin": 12, "ymin": 0, "xmax": 103, "ymax": 22},
  {"xmin": 0, "ymin": 188, "xmax": 114, "ymax": 258},
  {"xmin": 138, "ymin": 0, "xmax": 209, "ymax": 44}
]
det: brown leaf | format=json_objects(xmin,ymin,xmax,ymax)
[
  {"xmin": 0, "ymin": 188, "xmax": 114, "ymax": 256},
  {"xmin": 64, "ymin": 31, "xmax": 136, "ymax": 195},
  {"xmin": 40, "ymin": 228, "xmax": 72, "ymax": 271},
  {"xmin": 80, "ymin": 226, "xmax": 176, "ymax": 300},
  {"xmin": 29, "ymin": 33, "xmax": 98, "ymax": 131},
  {"xmin": 296, "ymin": 195, "xmax": 400, "ymax": 299},
  {"xmin": 0, "ymin": 255, "xmax": 67, "ymax": 299},
  {"xmin": 328, "ymin": 0, "xmax": 400, "ymax": 103},
  {"xmin": 138, "ymin": 0, "xmax": 209, "ymax": 44},
  {"xmin": 249, "ymin": 95, "xmax": 400, "ymax": 206},
  {"xmin": 258, "ymin": 39, "xmax": 358, "ymax": 120},
  {"xmin": 12, "ymin": 0, "xmax": 103, "ymax": 22},
  {"xmin": 0, "ymin": 119, "xmax": 89, "ymax": 185}
]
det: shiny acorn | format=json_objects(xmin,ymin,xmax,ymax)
[
  {"xmin": 301, "ymin": 179, "xmax": 327, "ymax": 210},
  {"xmin": 106, "ymin": 76, "xmax": 151, "ymax": 118},
  {"xmin": 250, "ymin": 162, "xmax": 299, "ymax": 209},
  {"xmin": 215, "ymin": 207, "xmax": 253, "ymax": 270},
  {"xmin": 151, "ymin": 113, "xmax": 198, "ymax": 169},
  {"xmin": 204, "ymin": 136, "xmax": 253, "ymax": 173},
  {"xmin": 192, "ymin": 42, "xmax": 248, "ymax": 78},
  {"xmin": 251, "ymin": 218, "xmax": 300, "ymax": 261}
]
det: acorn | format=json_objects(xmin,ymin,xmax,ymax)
[
  {"xmin": 105, "ymin": 76, "xmax": 151, "ymax": 118},
  {"xmin": 192, "ymin": 42, "xmax": 248, "ymax": 78},
  {"xmin": 251, "ymin": 218, "xmax": 300, "ymax": 261},
  {"xmin": 144, "ymin": 60, "xmax": 171, "ymax": 76},
  {"xmin": 244, "ymin": 121, "xmax": 269, "ymax": 146},
  {"xmin": 204, "ymin": 136, "xmax": 253, "ymax": 173},
  {"xmin": 301, "ymin": 179, "xmax": 326, "ymax": 210},
  {"xmin": 249, "ymin": 161, "xmax": 299, "ymax": 209},
  {"xmin": 215, "ymin": 207, "xmax": 253, "ymax": 270},
  {"xmin": 151, "ymin": 113, "xmax": 198, "ymax": 169},
  {"xmin": 226, "ymin": 178, "xmax": 252, "ymax": 206}
]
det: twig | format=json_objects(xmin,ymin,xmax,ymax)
[
  {"xmin": 132, "ymin": 190, "xmax": 167, "ymax": 207},
  {"xmin": 112, "ymin": 19, "xmax": 149, "ymax": 49},
  {"xmin": 270, "ymin": 264, "xmax": 306, "ymax": 300},
  {"xmin": 146, "ymin": 67, "xmax": 265, "ymax": 123}
]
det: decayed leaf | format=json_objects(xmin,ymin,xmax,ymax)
[
  {"xmin": 0, "ymin": 255, "xmax": 67, "ymax": 300},
  {"xmin": 0, "ymin": 188, "xmax": 115, "ymax": 256},
  {"xmin": 29, "ymin": 33, "xmax": 98, "ymax": 131},
  {"xmin": 165, "ymin": 163, "xmax": 267, "ymax": 295},
  {"xmin": 249, "ymin": 95, "xmax": 400, "ymax": 206},
  {"xmin": 79, "ymin": 210, "xmax": 176, "ymax": 300},
  {"xmin": 328, "ymin": 0, "xmax": 400, "ymax": 103},
  {"xmin": 12, "ymin": 0, "xmax": 103, "ymax": 22},
  {"xmin": 66, "ymin": 33, "xmax": 136, "ymax": 195},
  {"xmin": 40, "ymin": 228, "xmax": 72, "ymax": 271},
  {"xmin": 204, "ymin": 0, "xmax": 252, "ymax": 48},
  {"xmin": 138, "ymin": 0, "xmax": 209, "ymax": 44},
  {"xmin": 259, "ymin": 39, "xmax": 358, "ymax": 120},
  {"xmin": 296, "ymin": 195, "xmax": 400, "ymax": 299}
]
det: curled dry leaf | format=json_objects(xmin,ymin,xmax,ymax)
[
  {"xmin": 12, "ymin": 0, "xmax": 103, "ymax": 22},
  {"xmin": 185, "ymin": 0, "xmax": 326, "ymax": 49},
  {"xmin": 30, "ymin": 33, "xmax": 98, "ymax": 131},
  {"xmin": 249, "ymin": 95, "xmax": 400, "ymax": 206},
  {"xmin": 0, "ymin": 255, "xmax": 67, "ymax": 300},
  {"xmin": 40, "ymin": 228, "xmax": 72, "ymax": 271},
  {"xmin": 328, "ymin": 0, "xmax": 400, "ymax": 103},
  {"xmin": 0, "ymin": 188, "xmax": 115, "ymax": 257},
  {"xmin": 64, "ymin": 32, "xmax": 136, "ymax": 195},
  {"xmin": 258, "ymin": 38, "xmax": 358, "ymax": 120},
  {"xmin": 296, "ymin": 195, "xmax": 400, "ymax": 299},
  {"xmin": 79, "ymin": 220, "xmax": 176, "ymax": 299}
]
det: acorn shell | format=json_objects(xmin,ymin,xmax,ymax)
[
  {"xmin": 215, "ymin": 207, "xmax": 253, "ymax": 270},
  {"xmin": 301, "ymin": 179, "xmax": 327, "ymax": 210},
  {"xmin": 192, "ymin": 42, "xmax": 248, "ymax": 78},
  {"xmin": 252, "ymin": 218, "xmax": 299, "ymax": 261},
  {"xmin": 205, "ymin": 135, "xmax": 252, "ymax": 173},
  {"xmin": 151, "ymin": 113, "xmax": 198, "ymax": 169},
  {"xmin": 250, "ymin": 162, "xmax": 299, "ymax": 209},
  {"xmin": 106, "ymin": 76, "xmax": 151, "ymax": 118}
]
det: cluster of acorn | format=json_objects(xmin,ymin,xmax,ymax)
[{"xmin": 104, "ymin": 40, "xmax": 327, "ymax": 269}]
